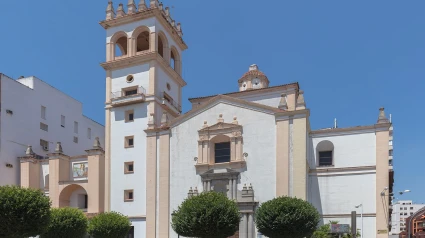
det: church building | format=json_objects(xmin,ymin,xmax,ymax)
[{"xmin": 98, "ymin": 1, "xmax": 394, "ymax": 238}]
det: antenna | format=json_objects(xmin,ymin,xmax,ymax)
[
  {"xmin": 389, "ymin": 114, "xmax": 392, "ymax": 123},
  {"xmin": 334, "ymin": 118, "xmax": 338, "ymax": 129}
]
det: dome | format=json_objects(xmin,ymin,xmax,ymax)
[
  {"xmin": 238, "ymin": 64, "xmax": 270, "ymax": 91},
  {"xmin": 238, "ymin": 64, "xmax": 268, "ymax": 83}
]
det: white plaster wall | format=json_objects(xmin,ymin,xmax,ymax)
[
  {"xmin": 0, "ymin": 76, "xmax": 104, "ymax": 186},
  {"xmin": 237, "ymin": 91, "xmax": 283, "ymax": 108},
  {"xmin": 310, "ymin": 173, "xmax": 376, "ymax": 238},
  {"xmin": 311, "ymin": 132, "xmax": 376, "ymax": 169},
  {"xmin": 110, "ymin": 103, "xmax": 148, "ymax": 217},
  {"xmin": 169, "ymin": 102, "xmax": 277, "ymax": 238},
  {"xmin": 156, "ymin": 66, "xmax": 179, "ymax": 102},
  {"xmin": 130, "ymin": 219, "xmax": 146, "ymax": 238},
  {"xmin": 309, "ymin": 173, "xmax": 376, "ymax": 215},
  {"xmin": 111, "ymin": 64, "xmax": 150, "ymax": 94}
]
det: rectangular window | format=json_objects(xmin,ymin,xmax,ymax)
[
  {"xmin": 125, "ymin": 110, "xmax": 135, "ymax": 123},
  {"xmin": 123, "ymin": 87, "xmax": 138, "ymax": 96},
  {"xmin": 214, "ymin": 142, "xmax": 231, "ymax": 163},
  {"xmin": 87, "ymin": 128, "xmax": 91, "ymax": 139},
  {"xmin": 61, "ymin": 115, "xmax": 65, "ymax": 127},
  {"xmin": 319, "ymin": 151, "xmax": 333, "ymax": 166},
  {"xmin": 41, "ymin": 106, "xmax": 46, "ymax": 119},
  {"xmin": 73, "ymin": 136, "xmax": 79, "ymax": 144},
  {"xmin": 125, "ymin": 136, "xmax": 134, "ymax": 148},
  {"xmin": 74, "ymin": 121, "xmax": 78, "ymax": 134},
  {"xmin": 124, "ymin": 162, "xmax": 134, "ymax": 174},
  {"xmin": 40, "ymin": 122, "xmax": 48, "ymax": 131},
  {"xmin": 411, "ymin": 207, "xmax": 414, "ymax": 210},
  {"xmin": 124, "ymin": 190, "xmax": 134, "ymax": 202},
  {"xmin": 126, "ymin": 226, "xmax": 134, "ymax": 238},
  {"xmin": 40, "ymin": 139, "xmax": 49, "ymax": 151}
]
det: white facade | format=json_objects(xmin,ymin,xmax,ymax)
[
  {"xmin": 103, "ymin": 2, "xmax": 393, "ymax": 238},
  {"xmin": 0, "ymin": 74, "xmax": 105, "ymax": 186},
  {"xmin": 390, "ymin": 200, "xmax": 425, "ymax": 235},
  {"xmin": 309, "ymin": 131, "xmax": 378, "ymax": 238},
  {"xmin": 169, "ymin": 101, "xmax": 278, "ymax": 238}
]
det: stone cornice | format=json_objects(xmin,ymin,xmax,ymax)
[
  {"xmin": 144, "ymin": 127, "xmax": 171, "ymax": 137},
  {"xmin": 310, "ymin": 165, "xmax": 376, "ymax": 174},
  {"xmin": 100, "ymin": 52, "xmax": 187, "ymax": 87},
  {"xmin": 99, "ymin": 8, "xmax": 188, "ymax": 51},
  {"xmin": 189, "ymin": 83, "xmax": 299, "ymax": 103},
  {"xmin": 275, "ymin": 109, "xmax": 310, "ymax": 120},
  {"xmin": 85, "ymin": 149, "xmax": 105, "ymax": 156},
  {"xmin": 47, "ymin": 153, "xmax": 70, "ymax": 160},
  {"xmin": 195, "ymin": 161, "xmax": 247, "ymax": 171},
  {"xmin": 170, "ymin": 94, "xmax": 285, "ymax": 128},
  {"xmin": 310, "ymin": 123, "xmax": 392, "ymax": 137}
]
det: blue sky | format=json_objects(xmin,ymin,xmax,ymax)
[{"xmin": 1, "ymin": 0, "xmax": 424, "ymax": 203}]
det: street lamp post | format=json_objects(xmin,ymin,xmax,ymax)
[{"xmin": 355, "ymin": 204, "xmax": 363, "ymax": 238}]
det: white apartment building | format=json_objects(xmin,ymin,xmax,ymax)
[
  {"xmin": 0, "ymin": 73, "xmax": 105, "ymax": 186},
  {"xmin": 390, "ymin": 200, "xmax": 425, "ymax": 235}
]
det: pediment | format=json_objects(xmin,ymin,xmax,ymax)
[
  {"xmin": 203, "ymin": 168, "xmax": 239, "ymax": 175},
  {"xmin": 200, "ymin": 168, "xmax": 240, "ymax": 179},
  {"xmin": 199, "ymin": 122, "xmax": 242, "ymax": 132}
]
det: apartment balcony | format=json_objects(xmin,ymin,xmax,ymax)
[
  {"xmin": 110, "ymin": 86, "xmax": 146, "ymax": 107},
  {"xmin": 160, "ymin": 91, "xmax": 182, "ymax": 115}
]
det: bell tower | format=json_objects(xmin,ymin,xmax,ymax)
[{"xmin": 100, "ymin": 1, "xmax": 188, "ymax": 237}]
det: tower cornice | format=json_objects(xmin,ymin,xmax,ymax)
[
  {"xmin": 100, "ymin": 51, "xmax": 187, "ymax": 87},
  {"xmin": 99, "ymin": 8, "xmax": 188, "ymax": 51}
]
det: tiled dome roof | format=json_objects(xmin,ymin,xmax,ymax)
[{"xmin": 238, "ymin": 64, "xmax": 269, "ymax": 83}]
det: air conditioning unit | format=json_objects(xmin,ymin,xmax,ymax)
[{"xmin": 43, "ymin": 146, "xmax": 49, "ymax": 151}]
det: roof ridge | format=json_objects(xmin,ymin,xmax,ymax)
[{"xmin": 188, "ymin": 82, "xmax": 299, "ymax": 101}]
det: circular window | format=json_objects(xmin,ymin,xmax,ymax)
[
  {"xmin": 166, "ymin": 83, "xmax": 171, "ymax": 91},
  {"xmin": 126, "ymin": 75, "xmax": 134, "ymax": 83}
]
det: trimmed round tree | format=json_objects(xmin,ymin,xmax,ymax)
[
  {"xmin": 256, "ymin": 196, "xmax": 320, "ymax": 238},
  {"xmin": 0, "ymin": 186, "xmax": 51, "ymax": 237},
  {"xmin": 171, "ymin": 191, "xmax": 240, "ymax": 238},
  {"xmin": 88, "ymin": 211, "xmax": 132, "ymax": 238},
  {"xmin": 41, "ymin": 207, "xmax": 88, "ymax": 238}
]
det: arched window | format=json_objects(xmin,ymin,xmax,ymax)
[
  {"xmin": 316, "ymin": 140, "xmax": 334, "ymax": 167},
  {"xmin": 170, "ymin": 46, "xmax": 182, "ymax": 75},
  {"xmin": 110, "ymin": 31, "xmax": 129, "ymax": 60},
  {"xmin": 170, "ymin": 50, "xmax": 176, "ymax": 70},
  {"xmin": 158, "ymin": 35, "xmax": 164, "ymax": 58},
  {"xmin": 136, "ymin": 31, "xmax": 150, "ymax": 52},
  {"xmin": 157, "ymin": 32, "xmax": 169, "ymax": 60},
  {"xmin": 115, "ymin": 36, "xmax": 128, "ymax": 57},
  {"xmin": 211, "ymin": 135, "xmax": 231, "ymax": 164},
  {"xmin": 132, "ymin": 26, "xmax": 150, "ymax": 53}
]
